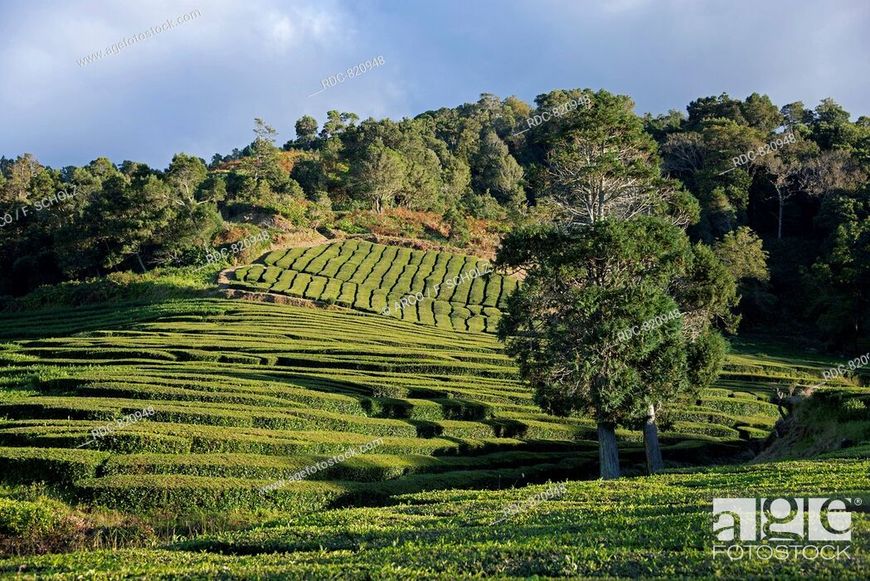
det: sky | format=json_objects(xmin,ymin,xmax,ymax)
[{"xmin": 1, "ymin": 0, "xmax": 868, "ymax": 169}]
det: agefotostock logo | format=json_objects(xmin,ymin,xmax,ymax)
[{"xmin": 712, "ymin": 497, "xmax": 859, "ymax": 561}]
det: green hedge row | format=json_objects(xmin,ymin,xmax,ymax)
[
  {"xmin": 76, "ymin": 474, "xmax": 355, "ymax": 512},
  {"xmin": 101, "ymin": 450, "xmax": 583, "ymax": 482},
  {"xmin": 0, "ymin": 447, "xmax": 108, "ymax": 484},
  {"xmin": 700, "ymin": 397, "xmax": 779, "ymax": 419},
  {"xmin": 232, "ymin": 240, "xmax": 518, "ymax": 333}
]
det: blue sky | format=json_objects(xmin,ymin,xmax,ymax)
[{"xmin": 1, "ymin": 0, "xmax": 868, "ymax": 169}]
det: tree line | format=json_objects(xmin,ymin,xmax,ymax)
[
  {"xmin": 489, "ymin": 91, "xmax": 867, "ymax": 479},
  {"xmin": 1, "ymin": 89, "xmax": 867, "ymax": 352}
]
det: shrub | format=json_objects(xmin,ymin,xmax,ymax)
[
  {"xmin": 306, "ymin": 193, "xmax": 335, "ymax": 228},
  {"xmin": 334, "ymin": 217, "xmax": 369, "ymax": 234},
  {"xmin": 0, "ymin": 497, "xmax": 66, "ymax": 537},
  {"xmin": 0, "ymin": 496, "xmax": 83, "ymax": 555},
  {"xmin": 444, "ymin": 208, "xmax": 471, "ymax": 247}
]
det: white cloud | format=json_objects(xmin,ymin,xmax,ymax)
[
  {"xmin": 0, "ymin": 0, "xmax": 866, "ymax": 168},
  {"xmin": 0, "ymin": 0, "xmax": 404, "ymax": 167},
  {"xmin": 268, "ymin": 15, "xmax": 298, "ymax": 51}
]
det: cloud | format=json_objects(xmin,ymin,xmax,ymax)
[
  {"xmin": 0, "ymin": 0, "xmax": 867, "ymax": 169},
  {"xmin": 0, "ymin": 0, "xmax": 404, "ymax": 168}
]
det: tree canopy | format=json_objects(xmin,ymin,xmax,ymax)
[
  {"xmin": 496, "ymin": 218, "xmax": 736, "ymax": 478},
  {"xmin": 0, "ymin": 89, "xmax": 867, "ymax": 354}
]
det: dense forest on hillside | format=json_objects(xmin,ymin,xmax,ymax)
[{"xmin": 1, "ymin": 90, "xmax": 868, "ymax": 350}]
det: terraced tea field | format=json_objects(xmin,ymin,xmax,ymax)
[
  {"xmin": 2, "ymin": 459, "xmax": 867, "ymax": 578},
  {"xmin": 231, "ymin": 239, "xmax": 517, "ymax": 332},
  {"xmin": 0, "ymin": 289, "xmax": 867, "ymax": 579},
  {"xmin": 1, "ymin": 295, "xmax": 857, "ymax": 517}
]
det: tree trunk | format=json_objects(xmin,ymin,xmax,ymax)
[
  {"xmin": 643, "ymin": 404, "xmax": 664, "ymax": 474},
  {"xmin": 597, "ymin": 422, "xmax": 620, "ymax": 479},
  {"xmin": 135, "ymin": 252, "xmax": 147, "ymax": 274}
]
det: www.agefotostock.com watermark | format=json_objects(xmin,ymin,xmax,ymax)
[
  {"xmin": 259, "ymin": 438, "xmax": 383, "ymax": 494},
  {"xmin": 76, "ymin": 406, "xmax": 156, "ymax": 448},
  {"xmin": 197, "ymin": 229, "xmax": 272, "ymax": 271},
  {"xmin": 309, "ymin": 56, "xmax": 386, "ymax": 97},
  {"xmin": 380, "ymin": 265, "xmax": 494, "ymax": 317},
  {"xmin": 76, "ymin": 9, "xmax": 202, "ymax": 68},
  {"xmin": 713, "ymin": 496, "xmax": 859, "ymax": 561},
  {"xmin": 0, "ymin": 185, "xmax": 82, "ymax": 230},
  {"xmin": 513, "ymin": 96, "xmax": 593, "ymax": 136},
  {"xmin": 718, "ymin": 132, "xmax": 796, "ymax": 175}
]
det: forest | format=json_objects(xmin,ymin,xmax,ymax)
[{"xmin": 2, "ymin": 89, "xmax": 866, "ymax": 351}]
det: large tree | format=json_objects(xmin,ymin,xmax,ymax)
[
  {"xmin": 496, "ymin": 218, "xmax": 736, "ymax": 478},
  {"xmin": 536, "ymin": 91, "xmax": 697, "ymax": 228},
  {"xmin": 714, "ymin": 226, "xmax": 773, "ymax": 323},
  {"xmin": 353, "ymin": 140, "xmax": 406, "ymax": 213},
  {"xmin": 165, "ymin": 153, "xmax": 208, "ymax": 207},
  {"xmin": 293, "ymin": 115, "xmax": 319, "ymax": 148},
  {"xmin": 472, "ymin": 130, "xmax": 524, "ymax": 207},
  {"xmin": 239, "ymin": 118, "xmax": 288, "ymax": 202}
]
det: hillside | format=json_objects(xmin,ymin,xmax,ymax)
[
  {"xmin": 0, "ymin": 296, "xmax": 796, "ymax": 509},
  {"xmin": 0, "ymin": 244, "xmax": 867, "ymax": 578},
  {"xmin": 4, "ymin": 4, "xmax": 869, "ymax": 577},
  {"xmin": 232, "ymin": 239, "xmax": 516, "ymax": 332}
]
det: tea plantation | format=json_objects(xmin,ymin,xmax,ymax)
[
  {"xmin": 231, "ymin": 239, "xmax": 517, "ymax": 332},
  {"xmin": 0, "ymin": 245, "xmax": 867, "ymax": 578},
  {"xmin": 0, "ymin": 297, "xmax": 812, "ymax": 510},
  {"xmin": 0, "ymin": 460, "xmax": 867, "ymax": 577}
]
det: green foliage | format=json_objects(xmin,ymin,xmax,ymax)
[
  {"xmin": 237, "ymin": 240, "xmax": 509, "ymax": 332},
  {"xmin": 166, "ymin": 154, "xmax": 208, "ymax": 204},
  {"xmin": 0, "ymin": 459, "xmax": 866, "ymax": 577},
  {"xmin": 811, "ymin": 98, "xmax": 859, "ymax": 150},
  {"xmin": 0, "ymin": 295, "xmax": 802, "ymax": 508},
  {"xmin": 4, "ymin": 89, "xmax": 863, "ymax": 352},
  {"xmin": 714, "ymin": 226, "xmax": 769, "ymax": 282},
  {"xmin": 472, "ymin": 130, "xmax": 524, "ymax": 206},
  {"xmin": 0, "ymin": 286, "xmax": 860, "ymax": 578},
  {"xmin": 306, "ymin": 192, "xmax": 334, "ymax": 228},
  {"xmin": 352, "ymin": 140, "xmax": 406, "ymax": 213},
  {"xmin": 2, "ymin": 271, "xmax": 211, "ymax": 311},
  {"xmin": 0, "ymin": 448, "xmax": 107, "ymax": 485},
  {"xmin": 293, "ymin": 115, "xmax": 318, "ymax": 148},
  {"xmin": 270, "ymin": 197, "xmax": 307, "ymax": 226},
  {"xmin": 462, "ymin": 191, "xmax": 506, "ymax": 220},
  {"xmin": 333, "ymin": 217, "xmax": 369, "ymax": 235},
  {"xmin": 0, "ymin": 497, "xmax": 66, "ymax": 537},
  {"xmin": 444, "ymin": 208, "xmax": 471, "ymax": 246},
  {"xmin": 496, "ymin": 218, "xmax": 739, "ymax": 478},
  {"xmin": 498, "ymin": 219, "xmax": 707, "ymax": 422},
  {"xmin": 714, "ymin": 227, "xmax": 776, "ymax": 324},
  {"xmin": 529, "ymin": 91, "xmax": 667, "ymax": 224},
  {"xmin": 803, "ymin": 186, "xmax": 870, "ymax": 348},
  {"xmin": 685, "ymin": 329, "xmax": 728, "ymax": 393},
  {"xmin": 654, "ymin": 92, "xmax": 867, "ymax": 346}
]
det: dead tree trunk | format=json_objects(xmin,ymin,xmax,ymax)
[
  {"xmin": 643, "ymin": 403, "xmax": 664, "ymax": 474},
  {"xmin": 135, "ymin": 252, "xmax": 147, "ymax": 274}
]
